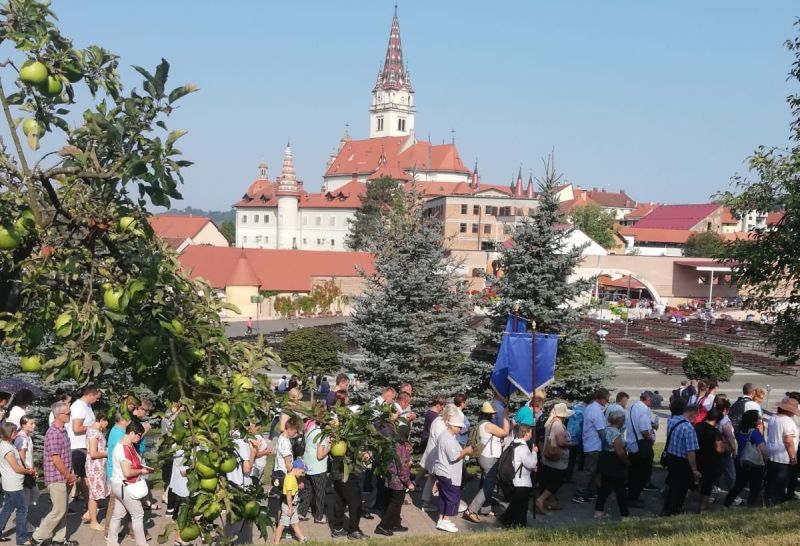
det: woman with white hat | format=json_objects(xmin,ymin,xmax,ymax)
[
  {"xmin": 536, "ymin": 402, "xmax": 574, "ymax": 514},
  {"xmin": 764, "ymin": 396, "xmax": 799, "ymax": 506},
  {"xmin": 433, "ymin": 410, "xmax": 473, "ymax": 533},
  {"xmin": 464, "ymin": 401, "xmax": 510, "ymax": 522}
]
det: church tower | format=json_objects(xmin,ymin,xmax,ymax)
[
  {"xmin": 369, "ymin": 7, "xmax": 415, "ymax": 138},
  {"xmin": 276, "ymin": 143, "xmax": 300, "ymax": 250}
]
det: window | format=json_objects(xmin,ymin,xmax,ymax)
[
  {"xmin": 459, "ymin": 223, "xmax": 467, "ymax": 233},
  {"xmin": 473, "ymin": 205, "xmax": 480, "ymax": 215},
  {"xmin": 331, "ymin": 239, "xmax": 335, "ymax": 247},
  {"xmin": 265, "ymin": 236, "xmax": 268, "ymax": 243},
  {"xmin": 377, "ymin": 117, "xmax": 384, "ymax": 132},
  {"xmin": 265, "ymin": 215, "xmax": 269, "ymax": 224},
  {"xmin": 329, "ymin": 217, "xmax": 336, "ymax": 227},
  {"xmin": 398, "ymin": 118, "xmax": 406, "ymax": 132},
  {"xmin": 254, "ymin": 214, "xmax": 259, "ymax": 223},
  {"xmin": 316, "ymin": 238, "xmax": 322, "ymax": 245},
  {"xmin": 471, "ymin": 223, "xmax": 479, "ymax": 234},
  {"xmin": 241, "ymin": 215, "xmax": 247, "ymax": 224},
  {"xmin": 485, "ymin": 206, "xmax": 496, "ymax": 216},
  {"xmin": 303, "ymin": 238, "xmax": 307, "ymax": 245},
  {"xmin": 292, "ymin": 237, "xmax": 297, "ymax": 249},
  {"xmin": 315, "ymin": 216, "xmax": 321, "ymax": 226},
  {"xmin": 515, "ymin": 207, "xmax": 524, "ymax": 216},
  {"xmin": 302, "ymin": 215, "xmax": 307, "ymax": 226},
  {"xmin": 481, "ymin": 241, "xmax": 496, "ymax": 251},
  {"xmin": 483, "ymin": 224, "xmax": 491, "ymax": 234},
  {"xmin": 460, "ymin": 204, "xmax": 467, "ymax": 214},
  {"xmin": 255, "ymin": 235, "xmax": 262, "ymax": 243},
  {"xmin": 242, "ymin": 236, "xmax": 247, "ymax": 243}
]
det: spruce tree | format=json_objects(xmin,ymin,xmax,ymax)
[
  {"xmin": 476, "ymin": 156, "xmax": 613, "ymax": 400},
  {"xmin": 346, "ymin": 175, "xmax": 402, "ymax": 251},
  {"xmin": 345, "ymin": 189, "xmax": 477, "ymax": 403}
]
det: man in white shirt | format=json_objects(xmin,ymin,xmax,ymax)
[
  {"xmin": 626, "ymin": 391, "xmax": 655, "ymax": 502},
  {"xmin": 572, "ymin": 388, "xmax": 609, "ymax": 504},
  {"xmin": 372, "ymin": 387, "xmax": 396, "ymax": 409},
  {"xmin": 68, "ymin": 384, "xmax": 101, "ymax": 502}
]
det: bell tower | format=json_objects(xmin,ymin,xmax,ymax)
[{"xmin": 369, "ymin": 6, "xmax": 415, "ymax": 138}]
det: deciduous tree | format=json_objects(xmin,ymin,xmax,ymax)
[{"xmin": 569, "ymin": 203, "xmax": 617, "ymax": 249}]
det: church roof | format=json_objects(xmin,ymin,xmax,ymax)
[
  {"xmin": 325, "ymin": 136, "xmax": 469, "ymax": 177},
  {"xmin": 374, "ymin": 8, "xmax": 412, "ymax": 93}
]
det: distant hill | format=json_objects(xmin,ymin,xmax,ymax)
[{"xmin": 164, "ymin": 207, "xmax": 234, "ymax": 225}]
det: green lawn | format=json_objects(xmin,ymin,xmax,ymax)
[{"xmin": 300, "ymin": 504, "xmax": 800, "ymax": 546}]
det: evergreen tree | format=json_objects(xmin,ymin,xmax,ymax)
[
  {"xmin": 346, "ymin": 175, "xmax": 402, "ymax": 251},
  {"xmin": 476, "ymin": 156, "xmax": 613, "ymax": 399},
  {"xmin": 344, "ymin": 189, "xmax": 479, "ymax": 403}
]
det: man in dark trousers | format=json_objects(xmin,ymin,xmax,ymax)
[{"xmin": 662, "ymin": 400, "xmax": 702, "ymax": 515}]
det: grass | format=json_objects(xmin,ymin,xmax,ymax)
[{"xmin": 299, "ymin": 504, "xmax": 800, "ymax": 546}]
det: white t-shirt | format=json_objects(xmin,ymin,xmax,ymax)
[
  {"xmin": 767, "ymin": 414, "xmax": 799, "ymax": 464},
  {"xmin": 625, "ymin": 401, "xmax": 654, "ymax": 453},
  {"xmin": 252, "ymin": 434, "xmax": 270, "ymax": 472},
  {"xmin": 227, "ymin": 439, "xmax": 252, "ymax": 487},
  {"xmin": 7, "ymin": 406, "xmax": 26, "ymax": 427},
  {"xmin": 0, "ymin": 441, "xmax": 24, "ymax": 491},
  {"xmin": 170, "ymin": 450, "xmax": 189, "ymax": 498},
  {"xmin": 273, "ymin": 434, "xmax": 293, "ymax": 473},
  {"xmin": 111, "ymin": 442, "xmax": 141, "ymax": 485},
  {"xmin": 68, "ymin": 399, "xmax": 96, "ymax": 450},
  {"xmin": 421, "ymin": 416, "xmax": 448, "ymax": 472},
  {"xmin": 13, "ymin": 432, "xmax": 33, "ymax": 468},
  {"xmin": 433, "ymin": 431, "xmax": 464, "ymax": 486},
  {"xmin": 744, "ymin": 400, "xmax": 762, "ymax": 415}
]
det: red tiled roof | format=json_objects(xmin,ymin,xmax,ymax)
[
  {"xmin": 325, "ymin": 136, "xmax": 469, "ymax": 177},
  {"xmin": 618, "ymin": 226, "xmax": 693, "ymax": 244},
  {"xmin": 178, "ymin": 246, "xmax": 374, "ymax": 292},
  {"xmin": 599, "ymin": 274, "xmax": 645, "ymax": 290},
  {"xmin": 633, "ymin": 204, "xmax": 721, "ymax": 230},
  {"xmin": 625, "ymin": 203, "xmax": 658, "ymax": 220},
  {"xmin": 577, "ymin": 189, "xmax": 636, "ymax": 209},
  {"xmin": 162, "ymin": 237, "xmax": 187, "ymax": 251},
  {"xmin": 148, "ymin": 214, "xmax": 210, "ymax": 239},
  {"xmin": 721, "ymin": 207, "xmax": 739, "ymax": 225},
  {"xmin": 407, "ymin": 181, "xmax": 512, "ymax": 197},
  {"xmin": 299, "ymin": 180, "xmax": 366, "ymax": 208},
  {"xmin": 766, "ymin": 211, "xmax": 784, "ymax": 225},
  {"xmin": 720, "ymin": 231, "xmax": 756, "ymax": 242}
]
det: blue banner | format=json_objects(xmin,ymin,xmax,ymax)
[{"xmin": 490, "ymin": 315, "xmax": 557, "ymax": 400}]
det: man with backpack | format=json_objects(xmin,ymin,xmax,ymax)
[
  {"xmin": 572, "ymin": 389, "xmax": 610, "ymax": 504},
  {"xmin": 729, "ymin": 383, "xmax": 761, "ymax": 432},
  {"xmin": 670, "ymin": 380, "xmax": 695, "ymax": 405}
]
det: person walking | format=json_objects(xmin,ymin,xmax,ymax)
[
  {"xmin": 499, "ymin": 424, "xmax": 538, "ymax": 528},
  {"xmin": 15, "ymin": 416, "xmax": 37, "ymax": 535},
  {"xmin": 31, "ymin": 400, "xmax": 77, "ymax": 546},
  {"xmin": 106, "ymin": 421, "xmax": 152, "ymax": 546},
  {"xmin": 84, "ymin": 414, "xmax": 110, "ymax": 531},
  {"xmin": 375, "ymin": 425, "xmax": 414, "ymax": 536},
  {"xmin": 764, "ymin": 397, "xmax": 799, "ymax": 506},
  {"xmin": 464, "ymin": 402, "xmax": 510, "ymax": 522},
  {"xmin": 604, "ymin": 392, "xmax": 630, "ymax": 435},
  {"xmin": 67, "ymin": 385, "xmax": 102, "ymax": 504},
  {"xmin": 572, "ymin": 388, "xmax": 609, "ymax": 504},
  {"xmin": 246, "ymin": 316, "xmax": 254, "ymax": 335},
  {"xmin": 104, "ymin": 411, "xmax": 131, "ymax": 536},
  {"xmin": 0, "ymin": 423, "xmax": 36, "ymax": 545},
  {"xmin": 535, "ymin": 403, "xmax": 573, "ymax": 514},
  {"xmin": 273, "ymin": 460, "xmax": 307, "ymax": 544},
  {"xmin": 593, "ymin": 411, "xmax": 630, "ymax": 519},
  {"xmin": 329, "ymin": 393, "xmax": 368, "ymax": 541},
  {"xmin": 420, "ymin": 394, "xmax": 446, "ymax": 452},
  {"xmin": 662, "ymin": 401, "xmax": 701, "ymax": 516},
  {"xmin": 694, "ymin": 408, "xmax": 728, "ymax": 513},
  {"xmin": 433, "ymin": 410, "xmax": 472, "ymax": 533},
  {"xmin": 714, "ymin": 397, "xmax": 737, "ymax": 492},
  {"xmin": 723, "ymin": 409, "xmax": 767, "ymax": 507},
  {"xmin": 298, "ymin": 414, "xmax": 329, "ymax": 524},
  {"xmin": 626, "ymin": 391, "xmax": 655, "ymax": 504},
  {"xmin": 419, "ymin": 404, "xmax": 457, "ymax": 510},
  {"xmin": 6, "ymin": 389, "xmax": 34, "ymax": 428}
]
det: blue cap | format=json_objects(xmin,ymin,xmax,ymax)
[{"xmin": 292, "ymin": 459, "xmax": 308, "ymax": 471}]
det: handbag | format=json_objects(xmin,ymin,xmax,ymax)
[
  {"xmin": 740, "ymin": 431, "xmax": 764, "ymax": 468},
  {"xmin": 543, "ymin": 422, "xmax": 562, "ymax": 461},
  {"xmin": 125, "ymin": 479, "xmax": 149, "ymax": 500}
]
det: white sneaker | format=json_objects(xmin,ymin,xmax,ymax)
[
  {"xmin": 732, "ymin": 497, "xmax": 744, "ymax": 506},
  {"xmin": 436, "ymin": 520, "xmax": 458, "ymax": 533}
]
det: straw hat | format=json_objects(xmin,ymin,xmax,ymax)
[
  {"xmin": 480, "ymin": 401, "xmax": 497, "ymax": 414},
  {"xmin": 447, "ymin": 410, "xmax": 466, "ymax": 429},
  {"xmin": 777, "ymin": 397, "xmax": 799, "ymax": 416},
  {"xmin": 552, "ymin": 402, "xmax": 574, "ymax": 419}
]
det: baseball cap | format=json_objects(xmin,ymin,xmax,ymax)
[{"xmin": 292, "ymin": 459, "xmax": 308, "ymax": 471}]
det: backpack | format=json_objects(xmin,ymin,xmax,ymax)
[
  {"xmin": 728, "ymin": 397, "xmax": 749, "ymax": 432},
  {"xmin": 497, "ymin": 442, "xmax": 525, "ymax": 497},
  {"xmin": 693, "ymin": 395, "xmax": 714, "ymax": 425},
  {"xmin": 467, "ymin": 420, "xmax": 490, "ymax": 455},
  {"xmin": 566, "ymin": 404, "xmax": 584, "ymax": 447}
]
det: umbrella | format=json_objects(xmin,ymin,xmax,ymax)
[{"xmin": 0, "ymin": 378, "xmax": 45, "ymax": 398}]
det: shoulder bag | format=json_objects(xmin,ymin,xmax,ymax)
[{"xmin": 740, "ymin": 431, "xmax": 764, "ymax": 469}]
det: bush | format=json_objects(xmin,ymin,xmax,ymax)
[
  {"xmin": 552, "ymin": 337, "xmax": 615, "ymax": 402},
  {"xmin": 279, "ymin": 327, "xmax": 346, "ymax": 380},
  {"xmin": 682, "ymin": 345, "xmax": 734, "ymax": 382}
]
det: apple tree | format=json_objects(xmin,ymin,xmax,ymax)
[{"xmin": 0, "ymin": 0, "xmax": 277, "ymax": 542}]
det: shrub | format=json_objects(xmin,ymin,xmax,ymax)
[{"xmin": 682, "ymin": 345, "xmax": 734, "ymax": 382}]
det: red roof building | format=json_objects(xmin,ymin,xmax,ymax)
[
  {"xmin": 148, "ymin": 214, "xmax": 229, "ymax": 253},
  {"xmin": 633, "ymin": 204, "xmax": 723, "ymax": 231}
]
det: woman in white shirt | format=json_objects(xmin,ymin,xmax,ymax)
[
  {"xmin": 433, "ymin": 410, "xmax": 473, "ymax": 533},
  {"xmin": 419, "ymin": 404, "xmax": 458, "ymax": 508},
  {"xmin": 106, "ymin": 421, "xmax": 153, "ymax": 546},
  {"xmin": 464, "ymin": 402, "xmax": 510, "ymax": 522},
  {"xmin": 764, "ymin": 398, "xmax": 799, "ymax": 506},
  {"xmin": 14, "ymin": 416, "xmax": 36, "ymax": 525},
  {"xmin": 498, "ymin": 424, "xmax": 537, "ymax": 528},
  {"xmin": 0, "ymin": 422, "xmax": 37, "ymax": 545}
]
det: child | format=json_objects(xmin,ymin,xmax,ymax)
[{"xmin": 273, "ymin": 459, "xmax": 307, "ymax": 544}]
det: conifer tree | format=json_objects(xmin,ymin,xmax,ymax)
[
  {"xmin": 345, "ymin": 189, "xmax": 478, "ymax": 402},
  {"xmin": 476, "ymin": 156, "xmax": 613, "ymax": 399}
]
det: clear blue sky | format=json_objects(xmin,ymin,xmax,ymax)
[{"xmin": 51, "ymin": 1, "xmax": 798, "ymax": 210}]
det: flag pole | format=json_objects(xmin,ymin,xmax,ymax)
[{"xmin": 530, "ymin": 317, "xmax": 538, "ymax": 521}]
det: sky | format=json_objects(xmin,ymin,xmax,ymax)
[{"xmin": 45, "ymin": 1, "xmax": 800, "ymax": 210}]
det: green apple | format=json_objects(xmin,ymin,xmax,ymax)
[
  {"xmin": 218, "ymin": 457, "xmax": 237, "ymax": 473},
  {"xmin": 38, "ymin": 75, "xmax": 63, "ymax": 97},
  {"xmin": 199, "ymin": 477, "xmax": 218, "ymax": 492},
  {"xmin": 195, "ymin": 461, "xmax": 217, "ymax": 479},
  {"xmin": 54, "ymin": 312, "xmax": 72, "ymax": 337},
  {"xmin": 20, "ymin": 355, "xmax": 43, "ymax": 372},
  {"xmin": 178, "ymin": 523, "xmax": 200, "ymax": 542},
  {"xmin": 22, "ymin": 118, "xmax": 45, "ymax": 137},
  {"xmin": 243, "ymin": 501, "xmax": 260, "ymax": 520},
  {"xmin": 19, "ymin": 60, "xmax": 48, "ymax": 86},
  {"xmin": 0, "ymin": 225, "xmax": 20, "ymax": 250},
  {"xmin": 14, "ymin": 209, "xmax": 35, "ymax": 233},
  {"xmin": 170, "ymin": 319, "xmax": 185, "ymax": 335},
  {"xmin": 203, "ymin": 501, "xmax": 222, "ymax": 521},
  {"xmin": 119, "ymin": 217, "xmax": 136, "ymax": 231},
  {"xmin": 331, "ymin": 440, "xmax": 347, "ymax": 457},
  {"xmin": 232, "ymin": 373, "xmax": 254, "ymax": 390},
  {"xmin": 103, "ymin": 286, "xmax": 127, "ymax": 311}
]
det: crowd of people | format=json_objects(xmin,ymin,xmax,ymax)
[{"xmin": 0, "ymin": 375, "xmax": 797, "ymax": 545}]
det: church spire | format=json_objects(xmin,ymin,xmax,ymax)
[
  {"xmin": 277, "ymin": 143, "xmax": 299, "ymax": 196},
  {"xmin": 525, "ymin": 171, "xmax": 535, "ymax": 198},
  {"xmin": 375, "ymin": 7, "xmax": 411, "ymax": 92}
]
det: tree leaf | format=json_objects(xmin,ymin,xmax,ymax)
[
  {"xmin": 154, "ymin": 58, "xmax": 170, "ymax": 97},
  {"xmin": 168, "ymin": 84, "xmax": 199, "ymax": 104},
  {"xmin": 166, "ymin": 129, "xmax": 188, "ymax": 148}
]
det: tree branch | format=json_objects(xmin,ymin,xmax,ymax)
[{"xmin": 0, "ymin": 75, "xmax": 29, "ymax": 176}]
